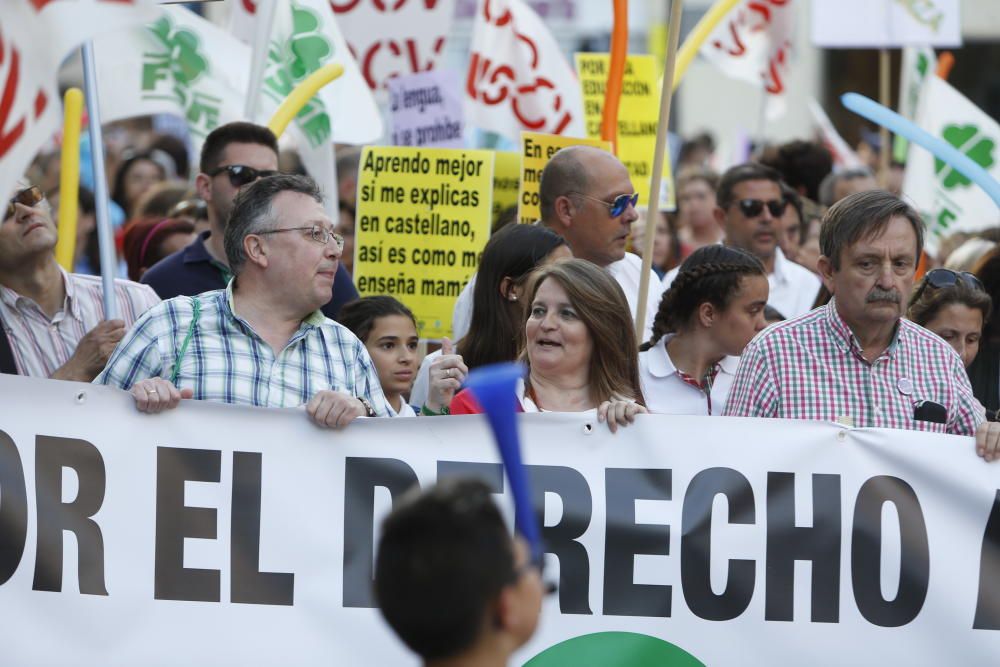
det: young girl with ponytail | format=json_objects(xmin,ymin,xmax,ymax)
[{"xmin": 639, "ymin": 246, "xmax": 769, "ymax": 415}]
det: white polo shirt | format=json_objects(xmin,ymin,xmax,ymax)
[
  {"xmin": 660, "ymin": 246, "xmax": 820, "ymax": 320},
  {"xmin": 639, "ymin": 334, "xmax": 740, "ymax": 415}
]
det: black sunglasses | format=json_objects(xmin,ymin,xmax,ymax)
[
  {"xmin": 5, "ymin": 186, "xmax": 44, "ymax": 219},
  {"xmin": 208, "ymin": 164, "xmax": 278, "ymax": 188},
  {"xmin": 735, "ymin": 198, "xmax": 787, "ymax": 218},
  {"xmin": 913, "ymin": 268, "xmax": 985, "ymax": 303}
]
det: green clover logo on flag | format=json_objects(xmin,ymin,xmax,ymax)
[
  {"xmin": 935, "ymin": 124, "xmax": 995, "ymax": 189},
  {"xmin": 287, "ymin": 4, "xmax": 332, "ymax": 82},
  {"xmin": 148, "ymin": 16, "xmax": 208, "ymax": 87}
]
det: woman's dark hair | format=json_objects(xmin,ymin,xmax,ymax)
[
  {"xmin": 642, "ymin": 245, "xmax": 765, "ymax": 351},
  {"xmin": 458, "ymin": 224, "xmax": 567, "ymax": 369},
  {"xmin": 338, "ymin": 296, "xmax": 416, "ymax": 344},
  {"xmin": 111, "ymin": 152, "xmax": 166, "ymax": 218},
  {"xmin": 908, "ymin": 275, "xmax": 992, "ymax": 329},
  {"xmin": 122, "ymin": 216, "xmax": 195, "ymax": 281},
  {"xmin": 975, "ymin": 246, "xmax": 1000, "ymax": 342}
]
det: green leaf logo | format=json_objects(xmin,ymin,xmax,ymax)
[
  {"xmin": 524, "ymin": 632, "xmax": 706, "ymax": 667},
  {"xmin": 935, "ymin": 124, "xmax": 995, "ymax": 189},
  {"xmin": 288, "ymin": 4, "xmax": 332, "ymax": 81},
  {"xmin": 149, "ymin": 16, "xmax": 208, "ymax": 86}
]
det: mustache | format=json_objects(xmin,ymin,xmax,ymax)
[{"xmin": 866, "ymin": 287, "xmax": 901, "ymax": 304}]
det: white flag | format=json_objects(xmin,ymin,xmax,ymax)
[
  {"xmin": 465, "ymin": 0, "xmax": 585, "ymax": 141},
  {"xmin": 893, "ymin": 45, "xmax": 937, "ymax": 163},
  {"xmin": 903, "ymin": 76, "xmax": 1000, "ymax": 253},
  {"xmin": 807, "ymin": 98, "xmax": 864, "ymax": 170},
  {"xmin": 699, "ymin": 0, "xmax": 795, "ymax": 120},
  {"xmin": 93, "ymin": 7, "xmax": 249, "ymax": 150},
  {"xmin": 0, "ymin": 0, "xmax": 158, "ymax": 201}
]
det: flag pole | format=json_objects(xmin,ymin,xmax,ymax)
[
  {"xmin": 81, "ymin": 42, "xmax": 118, "ymax": 319},
  {"xmin": 244, "ymin": 0, "xmax": 278, "ymax": 120},
  {"xmin": 878, "ymin": 48, "xmax": 891, "ymax": 188},
  {"xmin": 635, "ymin": 0, "xmax": 683, "ymax": 337}
]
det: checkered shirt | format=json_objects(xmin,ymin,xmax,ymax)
[
  {"xmin": 724, "ymin": 300, "xmax": 984, "ymax": 435},
  {"xmin": 0, "ymin": 269, "xmax": 160, "ymax": 377},
  {"xmin": 94, "ymin": 284, "xmax": 390, "ymax": 415}
]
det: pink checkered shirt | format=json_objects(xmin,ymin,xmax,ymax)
[{"xmin": 724, "ymin": 300, "xmax": 984, "ymax": 436}]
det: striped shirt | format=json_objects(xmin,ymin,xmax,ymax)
[
  {"xmin": 0, "ymin": 270, "xmax": 160, "ymax": 377},
  {"xmin": 94, "ymin": 283, "xmax": 390, "ymax": 415},
  {"xmin": 724, "ymin": 300, "xmax": 984, "ymax": 435}
]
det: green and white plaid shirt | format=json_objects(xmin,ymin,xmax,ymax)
[{"xmin": 95, "ymin": 283, "xmax": 390, "ymax": 415}]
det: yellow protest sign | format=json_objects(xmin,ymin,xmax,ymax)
[
  {"xmin": 354, "ymin": 147, "xmax": 494, "ymax": 340},
  {"xmin": 517, "ymin": 132, "xmax": 611, "ymax": 224},
  {"xmin": 492, "ymin": 151, "xmax": 520, "ymax": 229},
  {"xmin": 575, "ymin": 53, "xmax": 675, "ymax": 210}
]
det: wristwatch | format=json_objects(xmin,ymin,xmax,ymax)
[{"xmin": 356, "ymin": 396, "xmax": 377, "ymax": 417}]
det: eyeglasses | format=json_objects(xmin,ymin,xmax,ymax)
[
  {"xmin": 5, "ymin": 186, "xmax": 44, "ymax": 219},
  {"xmin": 207, "ymin": 165, "xmax": 278, "ymax": 188},
  {"xmin": 735, "ymin": 198, "xmax": 788, "ymax": 218},
  {"xmin": 168, "ymin": 199, "xmax": 209, "ymax": 220},
  {"xmin": 258, "ymin": 225, "xmax": 344, "ymax": 248},
  {"xmin": 571, "ymin": 191, "xmax": 639, "ymax": 218},
  {"xmin": 510, "ymin": 557, "xmax": 557, "ymax": 596},
  {"xmin": 913, "ymin": 268, "xmax": 985, "ymax": 303}
]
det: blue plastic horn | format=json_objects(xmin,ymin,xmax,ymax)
[{"xmin": 464, "ymin": 362, "xmax": 543, "ymax": 565}]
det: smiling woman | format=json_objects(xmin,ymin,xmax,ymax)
[{"xmin": 450, "ymin": 259, "xmax": 647, "ymax": 432}]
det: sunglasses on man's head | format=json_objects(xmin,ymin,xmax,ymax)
[
  {"xmin": 572, "ymin": 191, "xmax": 639, "ymax": 218},
  {"xmin": 735, "ymin": 198, "xmax": 788, "ymax": 218},
  {"xmin": 5, "ymin": 186, "xmax": 44, "ymax": 219},
  {"xmin": 208, "ymin": 164, "xmax": 278, "ymax": 188}
]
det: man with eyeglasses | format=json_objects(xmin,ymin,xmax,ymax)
[
  {"xmin": 375, "ymin": 478, "xmax": 544, "ymax": 666},
  {"xmin": 0, "ymin": 180, "xmax": 160, "ymax": 380},
  {"xmin": 661, "ymin": 163, "xmax": 821, "ymax": 320},
  {"xmin": 96, "ymin": 174, "xmax": 390, "ymax": 427},
  {"xmin": 726, "ymin": 190, "xmax": 1000, "ymax": 461},
  {"xmin": 140, "ymin": 121, "xmax": 360, "ymax": 321}
]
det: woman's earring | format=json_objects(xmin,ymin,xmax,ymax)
[{"xmin": 509, "ymin": 294, "xmax": 518, "ymax": 302}]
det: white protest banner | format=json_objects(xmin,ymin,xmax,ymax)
[
  {"xmin": 465, "ymin": 0, "xmax": 585, "ymax": 141},
  {"xmin": 388, "ymin": 69, "xmax": 464, "ymax": 148},
  {"xmin": 328, "ymin": 0, "xmax": 457, "ymax": 91},
  {"xmin": 0, "ymin": 0, "xmax": 158, "ymax": 203},
  {"xmin": 811, "ymin": 0, "xmax": 961, "ymax": 48},
  {"xmin": 2, "ymin": 374, "xmax": 999, "ymax": 665},
  {"xmin": 698, "ymin": 0, "xmax": 795, "ymax": 120},
  {"xmin": 93, "ymin": 6, "xmax": 249, "ymax": 147},
  {"xmin": 903, "ymin": 76, "xmax": 1000, "ymax": 248},
  {"xmin": 893, "ymin": 46, "xmax": 937, "ymax": 163}
]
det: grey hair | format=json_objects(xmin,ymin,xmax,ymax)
[
  {"xmin": 224, "ymin": 173, "xmax": 323, "ymax": 274},
  {"xmin": 819, "ymin": 189, "xmax": 924, "ymax": 270},
  {"xmin": 818, "ymin": 167, "xmax": 876, "ymax": 207}
]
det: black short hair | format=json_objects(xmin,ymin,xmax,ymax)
[
  {"xmin": 375, "ymin": 478, "xmax": 516, "ymax": 661},
  {"xmin": 199, "ymin": 122, "xmax": 279, "ymax": 175},
  {"xmin": 338, "ymin": 296, "xmax": 416, "ymax": 343},
  {"xmin": 759, "ymin": 140, "xmax": 833, "ymax": 202},
  {"xmin": 820, "ymin": 190, "xmax": 924, "ymax": 270},
  {"xmin": 716, "ymin": 163, "xmax": 783, "ymax": 210},
  {"xmin": 224, "ymin": 174, "xmax": 322, "ymax": 274}
]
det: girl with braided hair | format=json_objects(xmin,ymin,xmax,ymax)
[{"xmin": 640, "ymin": 246, "xmax": 768, "ymax": 415}]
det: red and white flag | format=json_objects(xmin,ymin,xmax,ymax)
[
  {"xmin": 699, "ymin": 0, "xmax": 795, "ymax": 120},
  {"xmin": 0, "ymin": 0, "xmax": 158, "ymax": 201},
  {"xmin": 465, "ymin": 0, "xmax": 584, "ymax": 141}
]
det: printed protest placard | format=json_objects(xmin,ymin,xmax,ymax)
[
  {"xmin": 354, "ymin": 147, "xmax": 494, "ymax": 339},
  {"xmin": 492, "ymin": 151, "xmax": 521, "ymax": 227},
  {"xmin": 517, "ymin": 132, "xmax": 611, "ymax": 224},
  {"xmin": 575, "ymin": 53, "xmax": 675, "ymax": 210},
  {"xmin": 388, "ymin": 69, "xmax": 464, "ymax": 148}
]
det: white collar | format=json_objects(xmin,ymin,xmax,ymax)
[
  {"xmin": 770, "ymin": 246, "xmax": 790, "ymax": 285},
  {"xmin": 646, "ymin": 333, "xmax": 740, "ymax": 378}
]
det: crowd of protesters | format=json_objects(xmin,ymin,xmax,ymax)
[{"xmin": 6, "ymin": 117, "xmax": 1000, "ymax": 458}]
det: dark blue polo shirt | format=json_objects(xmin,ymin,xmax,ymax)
[{"xmin": 140, "ymin": 231, "xmax": 359, "ymax": 320}]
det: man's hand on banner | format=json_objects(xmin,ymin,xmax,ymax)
[
  {"xmin": 306, "ymin": 390, "xmax": 368, "ymax": 428},
  {"xmin": 130, "ymin": 377, "xmax": 193, "ymax": 414},
  {"xmin": 974, "ymin": 421, "xmax": 1000, "ymax": 462}
]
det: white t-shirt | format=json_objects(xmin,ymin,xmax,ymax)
[
  {"xmin": 660, "ymin": 246, "xmax": 820, "ymax": 320},
  {"xmin": 639, "ymin": 334, "xmax": 740, "ymax": 416},
  {"xmin": 452, "ymin": 252, "xmax": 660, "ymax": 343}
]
